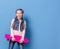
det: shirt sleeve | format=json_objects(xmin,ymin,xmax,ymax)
[
  {"xmin": 21, "ymin": 21, "xmax": 26, "ymax": 40},
  {"xmin": 10, "ymin": 19, "xmax": 15, "ymax": 37}
]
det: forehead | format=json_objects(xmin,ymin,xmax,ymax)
[{"xmin": 16, "ymin": 10, "xmax": 22, "ymax": 13}]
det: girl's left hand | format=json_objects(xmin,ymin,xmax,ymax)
[{"xmin": 19, "ymin": 39, "xmax": 24, "ymax": 43}]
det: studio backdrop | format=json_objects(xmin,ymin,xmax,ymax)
[{"xmin": 0, "ymin": 0, "xmax": 60, "ymax": 49}]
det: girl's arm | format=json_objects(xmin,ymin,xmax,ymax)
[
  {"xmin": 10, "ymin": 19, "xmax": 15, "ymax": 37},
  {"xmin": 21, "ymin": 21, "xmax": 26, "ymax": 40}
]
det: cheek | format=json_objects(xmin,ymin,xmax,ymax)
[
  {"xmin": 17, "ymin": 15, "xmax": 22, "ymax": 19},
  {"xmin": 19, "ymin": 16, "xmax": 22, "ymax": 18},
  {"xmin": 20, "ymin": 14, "xmax": 23, "ymax": 16},
  {"xmin": 17, "ymin": 14, "xmax": 22, "ymax": 16}
]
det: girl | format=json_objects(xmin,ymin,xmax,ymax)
[{"xmin": 9, "ymin": 8, "xmax": 26, "ymax": 49}]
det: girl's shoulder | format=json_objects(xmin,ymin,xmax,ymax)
[
  {"xmin": 11, "ymin": 18, "xmax": 15, "ymax": 23},
  {"xmin": 12, "ymin": 18, "xmax": 15, "ymax": 21}
]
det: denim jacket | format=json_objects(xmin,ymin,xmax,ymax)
[{"xmin": 13, "ymin": 17, "xmax": 23, "ymax": 31}]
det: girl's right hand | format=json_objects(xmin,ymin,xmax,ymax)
[{"xmin": 12, "ymin": 37, "xmax": 15, "ymax": 41}]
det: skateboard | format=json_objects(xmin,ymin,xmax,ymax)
[{"xmin": 5, "ymin": 34, "xmax": 29, "ymax": 44}]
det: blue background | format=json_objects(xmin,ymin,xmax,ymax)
[{"xmin": 0, "ymin": 0, "xmax": 60, "ymax": 49}]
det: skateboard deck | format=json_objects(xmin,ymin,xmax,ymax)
[{"xmin": 5, "ymin": 34, "xmax": 29, "ymax": 43}]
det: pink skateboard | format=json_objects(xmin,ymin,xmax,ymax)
[{"xmin": 5, "ymin": 34, "xmax": 29, "ymax": 44}]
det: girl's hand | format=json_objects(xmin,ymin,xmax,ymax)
[
  {"xmin": 12, "ymin": 37, "xmax": 15, "ymax": 41},
  {"xmin": 19, "ymin": 39, "xmax": 24, "ymax": 43}
]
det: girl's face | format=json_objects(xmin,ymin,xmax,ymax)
[{"xmin": 16, "ymin": 10, "xmax": 23, "ymax": 20}]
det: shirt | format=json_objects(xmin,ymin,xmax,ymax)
[{"xmin": 10, "ymin": 18, "xmax": 26, "ymax": 40}]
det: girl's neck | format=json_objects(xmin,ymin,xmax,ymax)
[{"xmin": 17, "ymin": 18, "xmax": 21, "ymax": 20}]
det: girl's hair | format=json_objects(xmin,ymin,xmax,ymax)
[
  {"xmin": 12, "ymin": 8, "xmax": 25, "ymax": 31},
  {"xmin": 16, "ymin": 8, "xmax": 24, "ymax": 14}
]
